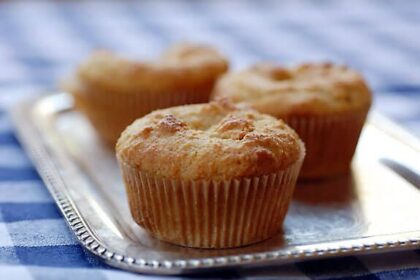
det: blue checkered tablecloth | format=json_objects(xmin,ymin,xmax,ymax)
[{"xmin": 0, "ymin": 0, "xmax": 420, "ymax": 279}]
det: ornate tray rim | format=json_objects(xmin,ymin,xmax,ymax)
[{"xmin": 10, "ymin": 92, "xmax": 420, "ymax": 275}]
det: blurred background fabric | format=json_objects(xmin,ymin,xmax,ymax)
[
  {"xmin": 0, "ymin": 0, "xmax": 419, "ymax": 279},
  {"xmin": 0, "ymin": 0, "xmax": 419, "ymax": 135}
]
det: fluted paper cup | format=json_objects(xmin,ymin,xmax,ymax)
[
  {"xmin": 72, "ymin": 85, "xmax": 212, "ymax": 148},
  {"xmin": 118, "ymin": 149, "xmax": 304, "ymax": 249},
  {"xmin": 281, "ymin": 108, "xmax": 369, "ymax": 179}
]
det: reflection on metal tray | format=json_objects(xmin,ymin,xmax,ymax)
[{"xmin": 11, "ymin": 93, "xmax": 420, "ymax": 275}]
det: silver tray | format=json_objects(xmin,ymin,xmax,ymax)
[{"xmin": 11, "ymin": 93, "xmax": 420, "ymax": 275}]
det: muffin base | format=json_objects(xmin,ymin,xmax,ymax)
[
  {"xmin": 72, "ymin": 85, "xmax": 213, "ymax": 148},
  {"xmin": 282, "ymin": 108, "xmax": 369, "ymax": 179},
  {"xmin": 118, "ymin": 151, "xmax": 304, "ymax": 249}
]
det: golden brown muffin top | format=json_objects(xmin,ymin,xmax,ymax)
[
  {"xmin": 212, "ymin": 63, "xmax": 372, "ymax": 116},
  {"xmin": 116, "ymin": 100, "xmax": 304, "ymax": 181},
  {"xmin": 73, "ymin": 43, "xmax": 228, "ymax": 93}
]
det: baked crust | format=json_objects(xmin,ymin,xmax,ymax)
[
  {"xmin": 212, "ymin": 62, "xmax": 372, "ymax": 116},
  {"xmin": 71, "ymin": 43, "xmax": 228, "ymax": 94},
  {"xmin": 61, "ymin": 43, "xmax": 228, "ymax": 146},
  {"xmin": 117, "ymin": 100, "xmax": 304, "ymax": 181}
]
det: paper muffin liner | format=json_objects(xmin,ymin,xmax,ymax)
[
  {"xmin": 72, "ymin": 85, "xmax": 212, "ymax": 148},
  {"xmin": 118, "ymin": 150, "xmax": 304, "ymax": 249},
  {"xmin": 281, "ymin": 108, "xmax": 369, "ymax": 179}
]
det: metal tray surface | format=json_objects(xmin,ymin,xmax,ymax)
[{"xmin": 11, "ymin": 93, "xmax": 420, "ymax": 275}]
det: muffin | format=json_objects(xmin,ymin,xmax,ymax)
[
  {"xmin": 62, "ymin": 43, "xmax": 228, "ymax": 147},
  {"xmin": 212, "ymin": 63, "xmax": 372, "ymax": 178},
  {"xmin": 116, "ymin": 100, "xmax": 305, "ymax": 248}
]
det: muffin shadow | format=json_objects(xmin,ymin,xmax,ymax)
[
  {"xmin": 293, "ymin": 171, "xmax": 357, "ymax": 205},
  {"xmin": 283, "ymin": 170, "xmax": 367, "ymax": 244}
]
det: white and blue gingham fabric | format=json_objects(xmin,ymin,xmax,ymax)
[{"xmin": 0, "ymin": 1, "xmax": 419, "ymax": 279}]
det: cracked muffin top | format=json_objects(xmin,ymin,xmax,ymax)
[
  {"xmin": 70, "ymin": 43, "xmax": 228, "ymax": 94},
  {"xmin": 116, "ymin": 100, "xmax": 304, "ymax": 181},
  {"xmin": 212, "ymin": 63, "xmax": 372, "ymax": 116}
]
